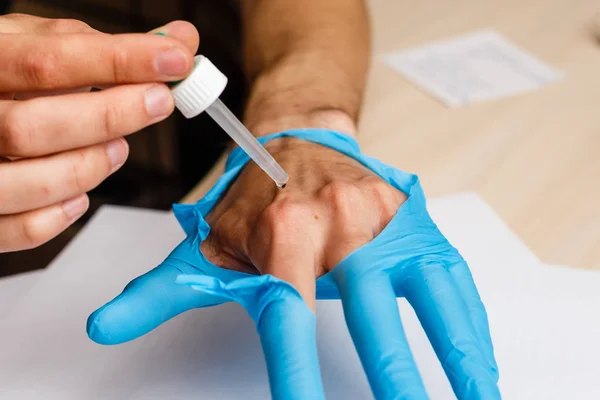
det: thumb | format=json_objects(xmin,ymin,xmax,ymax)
[{"xmin": 87, "ymin": 256, "xmax": 225, "ymax": 345}]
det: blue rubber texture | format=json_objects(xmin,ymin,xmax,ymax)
[{"xmin": 87, "ymin": 129, "xmax": 500, "ymax": 400}]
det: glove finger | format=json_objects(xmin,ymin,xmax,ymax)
[
  {"xmin": 257, "ymin": 247, "xmax": 324, "ymax": 398},
  {"xmin": 402, "ymin": 260, "xmax": 500, "ymax": 400},
  {"xmin": 258, "ymin": 251, "xmax": 324, "ymax": 399},
  {"xmin": 448, "ymin": 260, "xmax": 498, "ymax": 377},
  {"xmin": 87, "ymin": 258, "xmax": 225, "ymax": 345},
  {"xmin": 257, "ymin": 294, "xmax": 325, "ymax": 400},
  {"xmin": 178, "ymin": 274, "xmax": 325, "ymax": 400},
  {"xmin": 332, "ymin": 265, "xmax": 428, "ymax": 400}
]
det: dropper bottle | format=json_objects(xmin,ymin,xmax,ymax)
[{"xmin": 170, "ymin": 55, "xmax": 289, "ymax": 188}]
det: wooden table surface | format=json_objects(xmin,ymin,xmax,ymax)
[{"xmin": 183, "ymin": 0, "xmax": 600, "ymax": 269}]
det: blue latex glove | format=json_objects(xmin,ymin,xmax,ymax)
[{"xmin": 87, "ymin": 129, "xmax": 500, "ymax": 399}]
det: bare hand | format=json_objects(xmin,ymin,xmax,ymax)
[
  {"xmin": 0, "ymin": 15, "xmax": 199, "ymax": 252},
  {"xmin": 201, "ymin": 137, "xmax": 408, "ymax": 309}
]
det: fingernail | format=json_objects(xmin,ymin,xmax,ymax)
[
  {"xmin": 155, "ymin": 48, "xmax": 189, "ymax": 77},
  {"xmin": 62, "ymin": 195, "xmax": 89, "ymax": 220},
  {"xmin": 105, "ymin": 139, "xmax": 128, "ymax": 172},
  {"xmin": 144, "ymin": 84, "xmax": 173, "ymax": 119}
]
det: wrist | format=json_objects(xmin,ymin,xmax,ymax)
[
  {"xmin": 225, "ymin": 128, "xmax": 364, "ymax": 176},
  {"xmin": 242, "ymin": 52, "xmax": 364, "ymax": 139},
  {"xmin": 246, "ymin": 109, "xmax": 358, "ymax": 139}
]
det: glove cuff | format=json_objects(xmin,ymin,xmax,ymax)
[{"xmin": 224, "ymin": 128, "xmax": 362, "ymax": 172}]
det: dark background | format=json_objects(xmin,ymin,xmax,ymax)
[{"xmin": 0, "ymin": 0, "xmax": 246, "ymax": 277}]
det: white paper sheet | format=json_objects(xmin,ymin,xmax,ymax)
[
  {"xmin": 384, "ymin": 30, "xmax": 563, "ymax": 107},
  {"xmin": 1, "ymin": 195, "xmax": 598, "ymax": 399},
  {"xmin": 399, "ymin": 261, "xmax": 600, "ymax": 400},
  {"xmin": 0, "ymin": 270, "xmax": 43, "ymax": 317}
]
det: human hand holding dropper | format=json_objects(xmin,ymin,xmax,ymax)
[{"xmin": 0, "ymin": 16, "xmax": 197, "ymax": 252}]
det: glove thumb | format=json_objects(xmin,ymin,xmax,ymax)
[{"xmin": 87, "ymin": 253, "xmax": 226, "ymax": 345}]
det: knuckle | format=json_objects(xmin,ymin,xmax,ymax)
[
  {"xmin": 0, "ymin": 13, "xmax": 29, "ymax": 31},
  {"xmin": 360, "ymin": 175, "xmax": 406, "ymax": 217},
  {"xmin": 4, "ymin": 13, "xmax": 27, "ymax": 19},
  {"xmin": 102, "ymin": 101, "xmax": 125, "ymax": 137},
  {"xmin": 0, "ymin": 104, "xmax": 30, "ymax": 155},
  {"xmin": 67, "ymin": 151, "xmax": 96, "ymax": 193},
  {"xmin": 48, "ymin": 18, "xmax": 91, "ymax": 33},
  {"xmin": 67, "ymin": 153, "xmax": 86, "ymax": 192},
  {"xmin": 20, "ymin": 50, "xmax": 61, "ymax": 89},
  {"xmin": 259, "ymin": 199, "xmax": 312, "ymax": 235},
  {"xmin": 19, "ymin": 215, "xmax": 49, "ymax": 249},
  {"xmin": 360, "ymin": 175, "xmax": 389, "ymax": 194},
  {"xmin": 3, "ymin": 13, "xmax": 34, "ymax": 23},
  {"xmin": 318, "ymin": 181, "xmax": 363, "ymax": 217},
  {"xmin": 110, "ymin": 45, "xmax": 130, "ymax": 83}
]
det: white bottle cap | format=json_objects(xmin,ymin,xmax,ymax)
[{"xmin": 171, "ymin": 55, "xmax": 228, "ymax": 119}]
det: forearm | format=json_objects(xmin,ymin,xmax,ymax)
[{"xmin": 239, "ymin": 0, "xmax": 370, "ymax": 138}]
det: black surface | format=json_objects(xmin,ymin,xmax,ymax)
[{"xmin": 0, "ymin": 1, "xmax": 10, "ymax": 14}]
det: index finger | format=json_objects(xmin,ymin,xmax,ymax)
[
  {"xmin": 257, "ymin": 294, "xmax": 325, "ymax": 400},
  {"xmin": 250, "ymin": 233, "xmax": 325, "ymax": 398},
  {"xmin": 177, "ymin": 273, "xmax": 326, "ymax": 400},
  {"xmin": 0, "ymin": 31, "xmax": 195, "ymax": 91}
]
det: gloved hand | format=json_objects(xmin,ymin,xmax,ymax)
[{"xmin": 87, "ymin": 129, "xmax": 500, "ymax": 400}]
